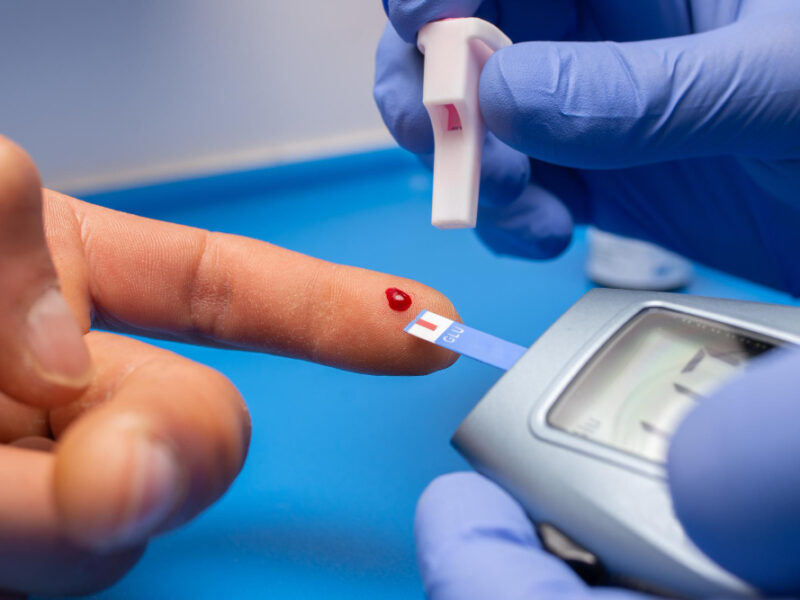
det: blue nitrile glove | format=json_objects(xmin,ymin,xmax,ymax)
[
  {"xmin": 415, "ymin": 349, "xmax": 800, "ymax": 598},
  {"xmin": 374, "ymin": 1, "xmax": 800, "ymax": 293}
]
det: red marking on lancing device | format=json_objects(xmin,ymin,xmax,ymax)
[
  {"xmin": 386, "ymin": 287, "xmax": 412, "ymax": 312},
  {"xmin": 445, "ymin": 104, "xmax": 462, "ymax": 131},
  {"xmin": 416, "ymin": 318, "xmax": 438, "ymax": 331}
]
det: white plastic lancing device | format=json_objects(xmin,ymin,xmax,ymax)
[{"xmin": 417, "ymin": 18, "xmax": 512, "ymax": 229}]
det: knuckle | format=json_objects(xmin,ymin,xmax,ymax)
[{"xmin": 187, "ymin": 231, "xmax": 233, "ymax": 341}]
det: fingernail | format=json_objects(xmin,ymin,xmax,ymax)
[
  {"xmin": 105, "ymin": 437, "xmax": 181, "ymax": 549},
  {"xmin": 26, "ymin": 288, "xmax": 91, "ymax": 385}
]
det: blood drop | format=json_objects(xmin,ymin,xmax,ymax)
[{"xmin": 385, "ymin": 287, "xmax": 412, "ymax": 311}]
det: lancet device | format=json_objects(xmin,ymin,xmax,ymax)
[
  {"xmin": 407, "ymin": 289, "xmax": 800, "ymax": 597},
  {"xmin": 417, "ymin": 18, "xmax": 512, "ymax": 228}
]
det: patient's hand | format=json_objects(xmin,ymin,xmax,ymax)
[{"xmin": 0, "ymin": 136, "xmax": 458, "ymax": 596}]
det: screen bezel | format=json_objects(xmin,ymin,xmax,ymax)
[
  {"xmin": 527, "ymin": 299, "xmax": 795, "ymax": 479},
  {"xmin": 545, "ymin": 307, "xmax": 782, "ymax": 463}
]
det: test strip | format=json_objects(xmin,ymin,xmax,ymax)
[{"xmin": 405, "ymin": 310, "xmax": 527, "ymax": 370}]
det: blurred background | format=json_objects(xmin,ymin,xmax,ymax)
[
  {"xmin": 2, "ymin": 2, "xmax": 798, "ymax": 599},
  {"xmin": 1, "ymin": 1, "xmax": 390, "ymax": 192}
]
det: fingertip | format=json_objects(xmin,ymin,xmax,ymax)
[
  {"xmin": 379, "ymin": 277, "xmax": 460, "ymax": 375},
  {"xmin": 54, "ymin": 413, "xmax": 183, "ymax": 551},
  {"xmin": 384, "ymin": 6, "xmax": 419, "ymax": 44},
  {"xmin": 479, "ymin": 42, "xmax": 625, "ymax": 167},
  {"xmin": 24, "ymin": 289, "xmax": 93, "ymax": 398},
  {"xmin": 0, "ymin": 138, "xmax": 93, "ymax": 408},
  {"xmin": 0, "ymin": 135, "xmax": 41, "ymax": 203},
  {"xmin": 297, "ymin": 260, "xmax": 463, "ymax": 376},
  {"xmin": 480, "ymin": 43, "xmax": 572, "ymax": 160},
  {"xmin": 54, "ymin": 351, "xmax": 250, "ymax": 552},
  {"xmin": 479, "ymin": 45, "xmax": 530, "ymax": 149},
  {"xmin": 385, "ymin": 0, "xmax": 484, "ymax": 43}
]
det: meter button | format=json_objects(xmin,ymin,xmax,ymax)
[{"xmin": 537, "ymin": 523, "xmax": 608, "ymax": 585}]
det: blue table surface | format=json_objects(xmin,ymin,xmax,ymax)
[{"xmin": 64, "ymin": 149, "xmax": 798, "ymax": 599}]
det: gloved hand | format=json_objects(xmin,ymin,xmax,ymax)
[
  {"xmin": 415, "ymin": 347, "xmax": 800, "ymax": 598},
  {"xmin": 375, "ymin": 0, "xmax": 800, "ymax": 294},
  {"xmin": 0, "ymin": 136, "xmax": 457, "ymax": 597}
]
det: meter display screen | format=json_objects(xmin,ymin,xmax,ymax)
[{"xmin": 548, "ymin": 308, "xmax": 782, "ymax": 463}]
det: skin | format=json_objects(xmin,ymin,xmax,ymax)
[{"xmin": 0, "ymin": 136, "xmax": 458, "ymax": 596}]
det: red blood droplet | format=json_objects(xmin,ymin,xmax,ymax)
[{"xmin": 385, "ymin": 287, "xmax": 412, "ymax": 312}]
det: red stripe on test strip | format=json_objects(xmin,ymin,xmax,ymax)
[{"xmin": 417, "ymin": 318, "xmax": 438, "ymax": 331}]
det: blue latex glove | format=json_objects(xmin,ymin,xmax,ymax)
[
  {"xmin": 374, "ymin": 0, "xmax": 800, "ymax": 293},
  {"xmin": 415, "ymin": 349, "xmax": 800, "ymax": 598}
]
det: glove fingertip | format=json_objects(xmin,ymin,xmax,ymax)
[
  {"xmin": 385, "ymin": 106, "xmax": 435, "ymax": 155},
  {"xmin": 416, "ymin": 472, "xmax": 531, "ymax": 530},
  {"xmin": 668, "ymin": 349, "xmax": 800, "ymax": 594},
  {"xmin": 386, "ymin": 0, "xmax": 486, "ymax": 44},
  {"xmin": 415, "ymin": 472, "xmax": 598, "ymax": 600},
  {"xmin": 415, "ymin": 472, "xmax": 541, "ymax": 576}
]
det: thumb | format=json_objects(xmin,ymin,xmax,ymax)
[
  {"xmin": 0, "ymin": 137, "xmax": 91, "ymax": 407},
  {"xmin": 415, "ymin": 472, "xmax": 592, "ymax": 600},
  {"xmin": 479, "ymin": 14, "xmax": 800, "ymax": 168},
  {"xmin": 668, "ymin": 349, "xmax": 800, "ymax": 595}
]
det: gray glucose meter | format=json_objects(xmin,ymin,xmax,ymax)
[{"xmin": 452, "ymin": 289, "xmax": 800, "ymax": 598}]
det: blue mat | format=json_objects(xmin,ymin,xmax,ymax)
[{"xmin": 68, "ymin": 149, "xmax": 798, "ymax": 599}]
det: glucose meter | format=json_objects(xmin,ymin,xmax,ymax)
[{"xmin": 408, "ymin": 289, "xmax": 800, "ymax": 598}]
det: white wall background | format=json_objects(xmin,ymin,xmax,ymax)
[{"xmin": 0, "ymin": 1, "xmax": 392, "ymax": 191}]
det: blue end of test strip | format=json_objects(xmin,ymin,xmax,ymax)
[{"xmin": 404, "ymin": 310, "xmax": 527, "ymax": 370}]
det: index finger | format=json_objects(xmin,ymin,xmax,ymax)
[
  {"xmin": 384, "ymin": 0, "xmax": 485, "ymax": 43},
  {"xmin": 45, "ymin": 191, "xmax": 459, "ymax": 375}
]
